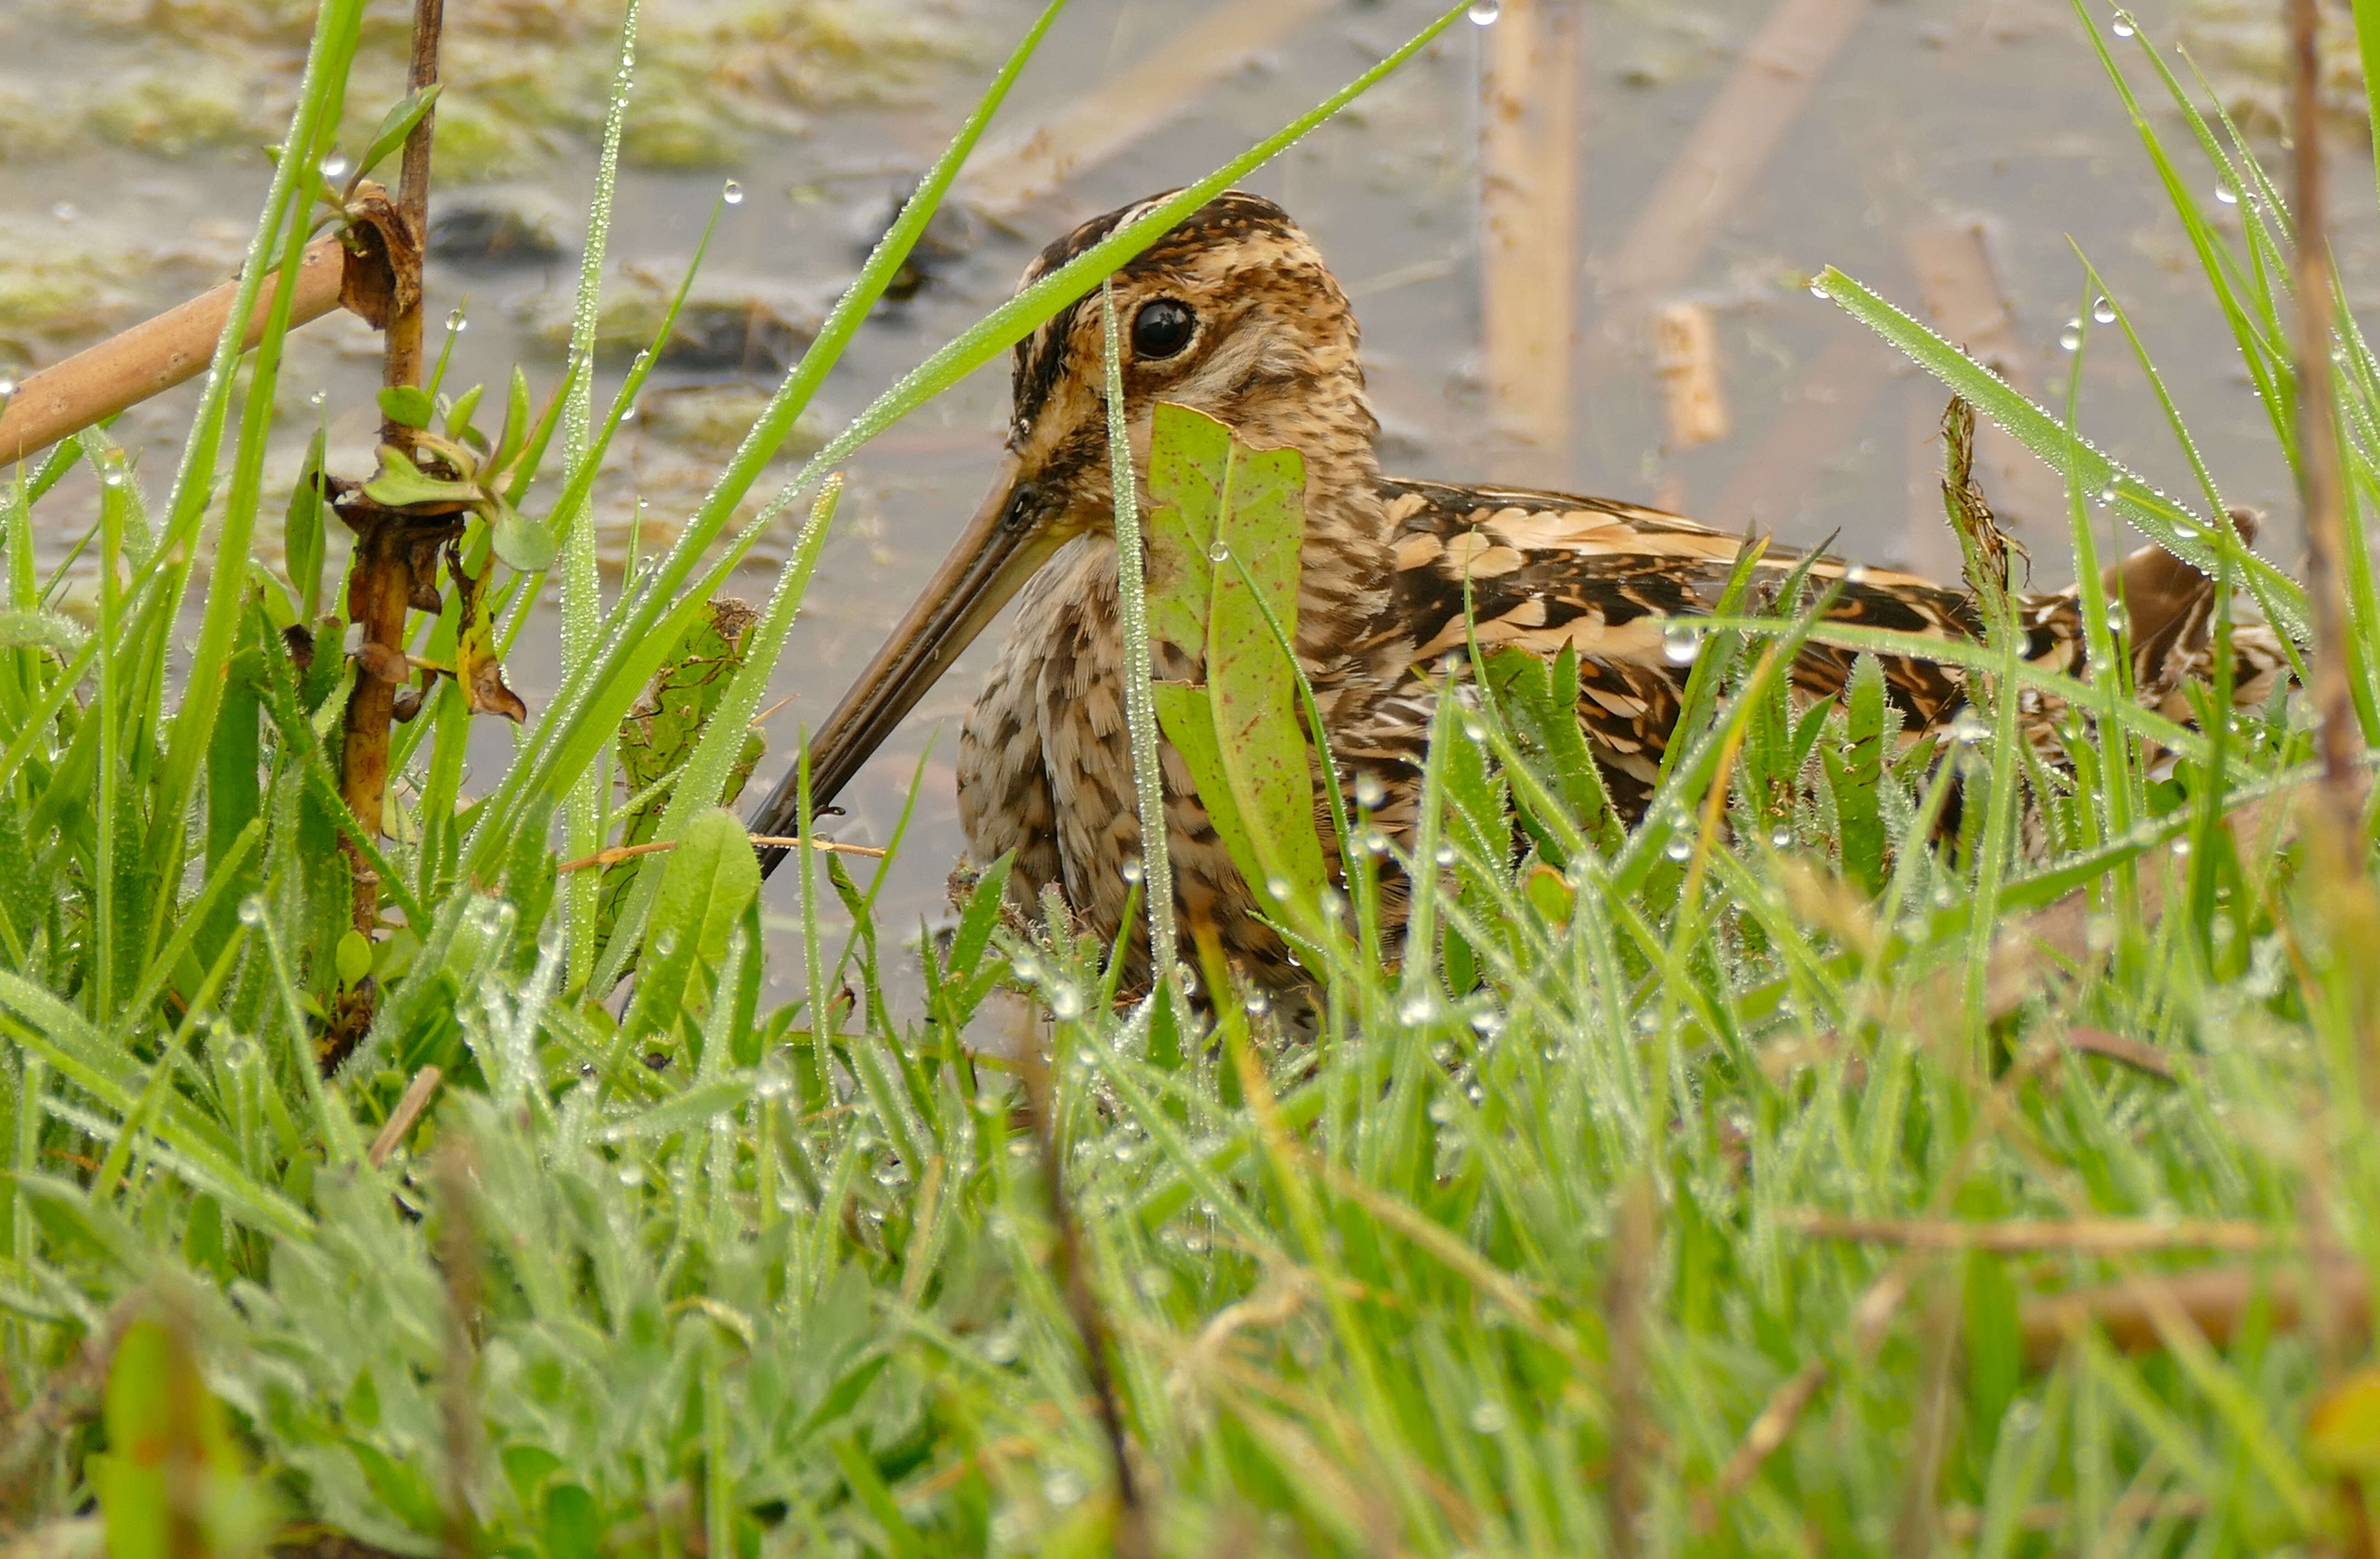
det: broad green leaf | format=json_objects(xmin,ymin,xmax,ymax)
[
  {"xmin": 1826, "ymin": 652, "xmax": 1887, "ymax": 895},
  {"xmin": 375, "ymin": 386, "xmax": 434, "ymax": 432},
  {"xmin": 1145, "ymin": 402, "xmax": 1326, "ymax": 921},
  {"xmin": 360, "ymin": 444, "xmax": 475, "ymax": 510},
  {"xmin": 490, "ymin": 497, "xmax": 558, "ymax": 573},
  {"xmin": 357, "ymin": 82, "xmax": 441, "ymax": 181}
]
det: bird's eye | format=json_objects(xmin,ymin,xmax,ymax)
[{"xmin": 1131, "ymin": 299, "xmax": 1196, "ymax": 360}]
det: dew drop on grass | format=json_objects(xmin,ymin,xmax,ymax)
[
  {"xmin": 444, "ymin": 308, "xmax": 467, "ymax": 334},
  {"xmin": 2059, "ymin": 319, "xmax": 2083, "ymax": 351},
  {"xmin": 1049, "ymin": 984, "xmax": 1085, "ymax": 1020},
  {"xmin": 2111, "ymin": 9, "xmax": 2136, "ymax": 36},
  {"xmin": 236, "ymin": 895, "xmax": 267, "ymax": 927},
  {"xmin": 2173, "ymin": 520, "xmax": 2199, "ymax": 540},
  {"xmin": 0, "ymin": 377, "xmax": 16, "ymax": 402},
  {"xmin": 1433, "ymin": 843, "xmax": 1456, "ymax": 866},
  {"xmin": 319, "ymin": 156, "xmax": 349, "ymax": 182},
  {"xmin": 1768, "ymin": 824, "xmax": 1793, "ymax": 849},
  {"xmin": 1265, "ymin": 875, "xmax": 1293, "ymax": 901},
  {"xmin": 1353, "ymin": 771, "xmax": 1386, "ymax": 809},
  {"xmin": 2093, "ymin": 297, "xmax": 2117, "ymax": 325},
  {"xmin": 2215, "ymin": 185, "xmax": 2238, "ymax": 205},
  {"xmin": 2105, "ymin": 602, "xmax": 2129, "ymax": 634},
  {"xmin": 1206, "ymin": 539, "xmax": 1231, "ymax": 564},
  {"xmin": 1807, "ymin": 277, "xmax": 1830, "ymax": 300},
  {"xmin": 1661, "ymin": 621, "xmax": 1703, "ymax": 664},
  {"xmin": 1243, "ymin": 990, "xmax": 1270, "ymax": 1016},
  {"xmin": 1843, "ymin": 562, "xmax": 1869, "ymax": 584},
  {"xmin": 2096, "ymin": 481, "xmax": 2118, "ymax": 505},
  {"xmin": 1467, "ymin": 0, "xmax": 1499, "ymax": 22},
  {"xmin": 1469, "ymin": 1008, "xmax": 1505, "ymax": 1037},
  {"xmin": 1468, "ymin": 1398, "xmax": 1510, "ymax": 1434},
  {"xmin": 1398, "ymin": 989, "xmax": 1439, "ymax": 1024},
  {"xmin": 722, "ymin": 179, "xmax": 744, "ymax": 205},
  {"xmin": 1120, "ymin": 857, "xmax": 1143, "ymax": 885},
  {"xmin": 1663, "ymin": 834, "xmax": 1694, "ymax": 863}
]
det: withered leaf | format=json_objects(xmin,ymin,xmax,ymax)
[
  {"xmin": 354, "ymin": 641, "xmax": 410, "ymax": 684},
  {"xmin": 446, "ymin": 549, "xmax": 528, "ymax": 723},
  {"xmin": 338, "ymin": 181, "xmax": 420, "ymax": 331}
]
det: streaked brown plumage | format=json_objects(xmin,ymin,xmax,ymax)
[{"xmin": 748, "ymin": 191, "xmax": 2290, "ymax": 988}]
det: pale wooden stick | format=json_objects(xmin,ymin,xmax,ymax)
[
  {"xmin": 1479, "ymin": 0, "xmax": 1586, "ymax": 481},
  {"xmin": 1589, "ymin": 0, "xmax": 1870, "ymax": 339},
  {"xmin": 0, "ymin": 235, "xmax": 349, "ymax": 465},
  {"xmin": 957, "ymin": 0, "xmax": 1336, "ymax": 219},
  {"xmin": 1780, "ymin": 1212, "xmax": 2277, "ymax": 1255}
]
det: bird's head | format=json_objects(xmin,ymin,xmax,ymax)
[{"xmin": 766, "ymin": 192, "xmax": 1384, "ymax": 829}]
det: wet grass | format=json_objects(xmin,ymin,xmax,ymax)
[{"xmin": 2, "ymin": 1, "xmax": 2380, "ymax": 1556}]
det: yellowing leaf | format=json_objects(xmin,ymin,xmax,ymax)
[
  {"xmin": 449, "ymin": 550, "xmax": 528, "ymax": 723},
  {"xmin": 2310, "ymin": 1364, "xmax": 2380, "ymax": 1475}
]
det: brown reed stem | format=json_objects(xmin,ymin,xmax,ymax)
[
  {"xmin": 2289, "ymin": 0, "xmax": 2362, "ymax": 809},
  {"xmin": 337, "ymin": 0, "xmax": 445, "ymax": 937}
]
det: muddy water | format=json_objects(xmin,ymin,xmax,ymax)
[{"xmin": 0, "ymin": 0, "xmax": 2363, "ymax": 1006}]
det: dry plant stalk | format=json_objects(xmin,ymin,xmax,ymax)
[
  {"xmin": 337, "ymin": 0, "xmax": 447, "ymax": 945},
  {"xmin": 1778, "ymin": 1212, "xmax": 2275, "ymax": 1254},
  {"xmin": 1479, "ymin": 0, "xmax": 1584, "ymax": 477},
  {"xmin": 366, "ymin": 1065, "xmax": 445, "ymax": 1168},
  {"xmin": 1651, "ymin": 301, "xmax": 1728, "ymax": 449},
  {"xmin": 1014, "ymin": 1034, "xmax": 1152, "ymax": 1559},
  {"xmin": 1602, "ymin": 1173, "xmax": 1655, "ymax": 1559},
  {"xmin": 2287, "ymin": 0, "xmax": 2361, "ymax": 806},
  {"xmin": 0, "ymin": 238, "xmax": 349, "ymax": 465},
  {"xmin": 957, "ymin": 0, "xmax": 1334, "ymax": 218},
  {"xmin": 1590, "ymin": 0, "xmax": 1869, "ymax": 342},
  {"xmin": 1902, "ymin": 219, "xmax": 2061, "ymax": 544},
  {"xmin": 434, "ymin": 1142, "xmax": 481, "ymax": 1559},
  {"xmin": 2020, "ymin": 1258, "xmax": 2369, "ymax": 1370}
]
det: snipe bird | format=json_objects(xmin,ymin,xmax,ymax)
[{"xmin": 748, "ymin": 191, "xmax": 2288, "ymax": 988}]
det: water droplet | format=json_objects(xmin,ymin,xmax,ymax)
[
  {"xmin": 722, "ymin": 179, "xmax": 744, "ymax": 205},
  {"xmin": 1661, "ymin": 621, "xmax": 1703, "ymax": 664},
  {"xmin": 1663, "ymin": 834, "xmax": 1694, "ymax": 863},
  {"xmin": 2096, "ymin": 481, "xmax": 2118, "ymax": 505},
  {"xmin": 1353, "ymin": 771, "xmax": 1387, "ymax": 809},
  {"xmin": 1044, "ymin": 1466, "xmax": 1088, "ymax": 1508},
  {"xmin": 307, "ymin": 388, "xmax": 325, "ymax": 407},
  {"xmin": 1467, "ymin": 0, "xmax": 1500, "ymax": 22},
  {"xmin": 2105, "ymin": 603, "xmax": 2130, "ymax": 634},
  {"xmin": 2111, "ymin": 9, "xmax": 2136, "ymax": 37},
  {"xmin": 2171, "ymin": 836, "xmax": 2192, "ymax": 857},
  {"xmin": 1768, "ymin": 824, "xmax": 1793, "ymax": 849},
  {"xmin": 0, "ymin": 377, "xmax": 15, "ymax": 401},
  {"xmin": 1843, "ymin": 562, "xmax": 1869, "ymax": 584},
  {"xmin": 2173, "ymin": 521, "xmax": 2199, "ymax": 541},
  {"xmin": 2093, "ymin": 296, "xmax": 2117, "ymax": 325},
  {"xmin": 618, "ymin": 401, "xmax": 637, "ymax": 422},
  {"xmin": 51, "ymin": 201, "xmax": 76, "ymax": 224},
  {"xmin": 618, "ymin": 1162, "xmax": 645, "ymax": 1186},
  {"xmin": 102, "ymin": 467, "xmax": 127, "ymax": 488},
  {"xmin": 1949, "ymin": 712, "xmax": 1990, "ymax": 745},
  {"xmin": 1460, "ymin": 715, "xmax": 1487, "ymax": 741},
  {"xmin": 1243, "ymin": 990, "xmax": 1271, "ymax": 1016},
  {"xmin": 444, "ymin": 308, "xmax": 467, "ymax": 334},
  {"xmin": 320, "ymin": 155, "xmax": 349, "ymax": 182},
  {"xmin": 2085, "ymin": 914, "xmax": 2117, "ymax": 951},
  {"xmin": 1398, "ymin": 990, "xmax": 1439, "ymax": 1024},
  {"xmin": 1265, "ymin": 875, "xmax": 1293, "ymax": 901},
  {"xmin": 1206, "ymin": 539, "xmax": 1231, "ymax": 564},
  {"xmin": 2059, "ymin": 319, "xmax": 2084, "ymax": 351},
  {"xmin": 2215, "ymin": 185, "xmax": 2238, "ymax": 205},
  {"xmin": 754, "ymin": 1057, "xmax": 793, "ymax": 1100},
  {"xmin": 222, "ymin": 1037, "xmax": 256, "ymax": 1071},
  {"xmin": 651, "ymin": 928, "xmax": 679, "ymax": 959},
  {"xmin": 1469, "ymin": 1008, "xmax": 1505, "ymax": 1037},
  {"xmin": 1119, "ymin": 857, "xmax": 1144, "ymax": 884},
  {"xmin": 236, "ymin": 896, "xmax": 267, "ymax": 927},
  {"xmin": 1468, "ymin": 1397, "xmax": 1510, "ymax": 1434},
  {"xmin": 1433, "ymin": 843, "xmax": 1457, "ymax": 866},
  {"xmin": 1049, "ymin": 984, "xmax": 1085, "ymax": 1020},
  {"xmin": 1136, "ymin": 1266, "xmax": 1170, "ymax": 1300}
]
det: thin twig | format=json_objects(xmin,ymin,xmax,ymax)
[
  {"xmin": 555, "ymin": 833, "xmax": 887, "ymax": 874},
  {"xmin": 366, "ymin": 1064, "xmax": 444, "ymax": 1168},
  {"xmin": 2021, "ymin": 1256, "xmax": 2369, "ymax": 1369}
]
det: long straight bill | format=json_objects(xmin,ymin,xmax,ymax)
[{"xmin": 749, "ymin": 457, "xmax": 1070, "ymax": 872}]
